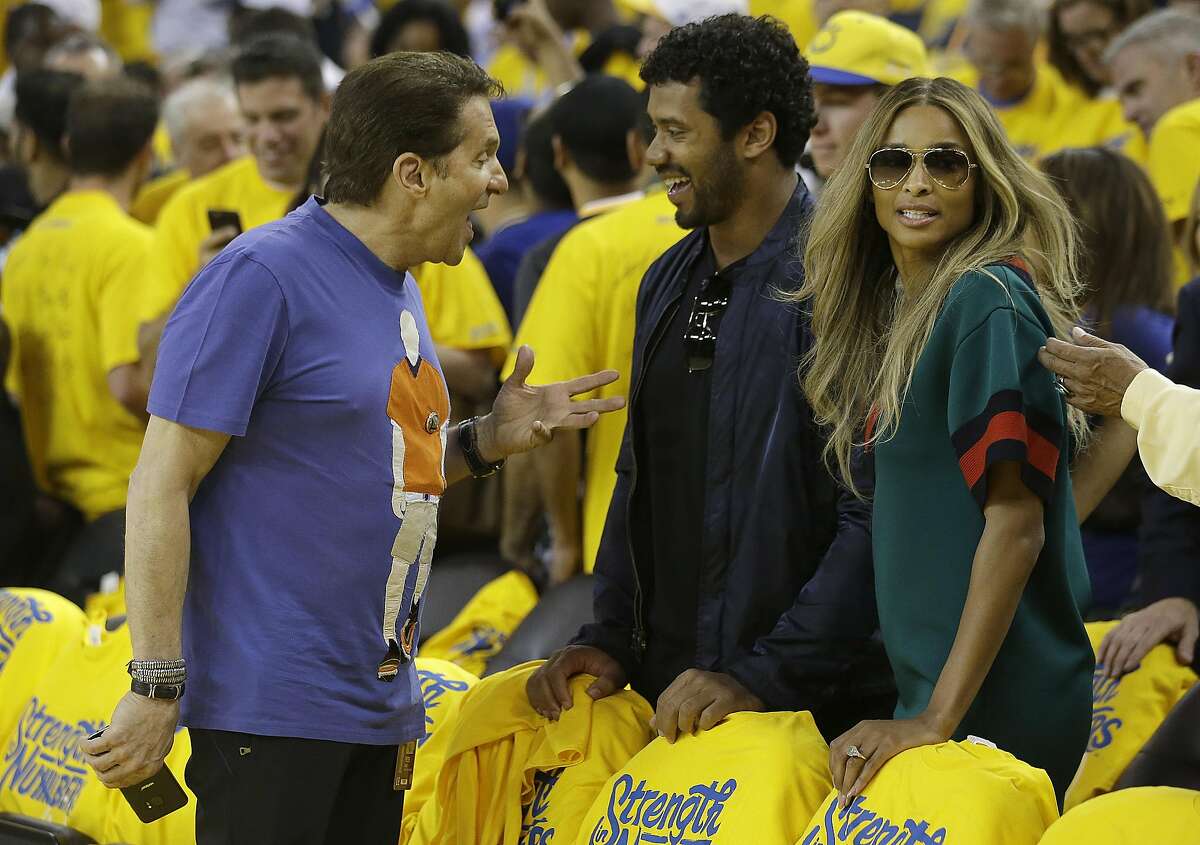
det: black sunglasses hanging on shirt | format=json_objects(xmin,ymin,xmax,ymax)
[{"xmin": 684, "ymin": 271, "xmax": 732, "ymax": 373}]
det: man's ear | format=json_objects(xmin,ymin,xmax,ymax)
[
  {"xmin": 551, "ymin": 134, "xmax": 569, "ymax": 173},
  {"xmin": 741, "ymin": 110, "xmax": 778, "ymax": 162},
  {"xmin": 625, "ymin": 128, "xmax": 647, "ymax": 174},
  {"xmin": 393, "ymin": 152, "xmax": 428, "ymax": 197}
]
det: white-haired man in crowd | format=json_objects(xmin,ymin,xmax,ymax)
[{"xmin": 1107, "ymin": 8, "xmax": 1200, "ymax": 236}]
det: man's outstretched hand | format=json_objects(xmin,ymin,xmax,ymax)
[
  {"xmin": 1038, "ymin": 327, "xmax": 1149, "ymax": 418},
  {"xmin": 478, "ymin": 345, "xmax": 625, "ymax": 461}
]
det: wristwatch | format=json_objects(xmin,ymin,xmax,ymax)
[{"xmin": 458, "ymin": 416, "xmax": 505, "ymax": 479}]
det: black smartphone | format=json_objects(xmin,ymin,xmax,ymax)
[
  {"xmin": 206, "ymin": 208, "xmax": 243, "ymax": 235},
  {"xmin": 120, "ymin": 767, "xmax": 189, "ymax": 823},
  {"xmin": 88, "ymin": 728, "xmax": 190, "ymax": 823}
]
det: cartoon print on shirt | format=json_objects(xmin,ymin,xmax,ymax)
[{"xmin": 378, "ymin": 309, "xmax": 450, "ymax": 681}]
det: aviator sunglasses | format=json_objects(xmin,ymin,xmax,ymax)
[
  {"xmin": 684, "ymin": 271, "xmax": 732, "ymax": 373},
  {"xmin": 866, "ymin": 147, "xmax": 977, "ymax": 190}
]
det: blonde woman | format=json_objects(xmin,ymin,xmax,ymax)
[{"xmin": 798, "ymin": 76, "xmax": 1094, "ymax": 804}]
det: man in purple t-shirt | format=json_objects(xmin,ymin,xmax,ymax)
[{"xmin": 82, "ymin": 52, "xmax": 624, "ymax": 845}]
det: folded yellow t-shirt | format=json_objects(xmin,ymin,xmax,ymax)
[
  {"xmin": 1064, "ymin": 621, "xmax": 1198, "ymax": 810},
  {"xmin": 795, "ymin": 740, "xmax": 1057, "ymax": 845},
  {"xmin": 580, "ymin": 711, "xmax": 831, "ymax": 844}
]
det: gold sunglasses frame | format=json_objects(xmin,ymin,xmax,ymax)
[{"xmin": 865, "ymin": 147, "xmax": 978, "ymax": 191}]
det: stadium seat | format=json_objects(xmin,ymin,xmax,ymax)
[
  {"xmin": 420, "ymin": 554, "xmax": 511, "ymax": 644},
  {"xmin": 483, "ymin": 574, "xmax": 594, "ymax": 675},
  {"xmin": 0, "ymin": 814, "xmax": 95, "ymax": 845}
]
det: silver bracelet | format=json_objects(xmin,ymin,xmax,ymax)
[
  {"xmin": 127, "ymin": 659, "xmax": 187, "ymax": 684},
  {"xmin": 130, "ymin": 667, "xmax": 187, "ymax": 682},
  {"xmin": 128, "ymin": 658, "xmax": 186, "ymax": 671}
]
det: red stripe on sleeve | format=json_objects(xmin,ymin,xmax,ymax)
[
  {"xmin": 1027, "ymin": 428, "xmax": 1060, "ymax": 481},
  {"xmin": 958, "ymin": 411, "xmax": 1030, "ymax": 488}
]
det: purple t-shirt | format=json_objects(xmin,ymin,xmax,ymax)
[{"xmin": 149, "ymin": 198, "xmax": 451, "ymax": 745}]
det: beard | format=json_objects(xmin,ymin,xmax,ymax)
[{"xmin": 673, "ymin": 142, "xmax": 745, "ymax": 230}]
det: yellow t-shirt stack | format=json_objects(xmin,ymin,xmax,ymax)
[
  {"xmin": 1041, "ymin": 786, "xmax": 1200, "ymax": 844},
  {"xmin": 579, "ymin": 711, "xmax": 832, "ymax": 845},
  {"xmin": 795, "ymin": 740, "xmax": 1059, "ymax": 845},
  {"xmin": 412, "ymin": 251, "xmax": 514, "ymax": 365},
  {"xmin": 416, "ymin": 657, "xmax": 479, "ymax": 748},
  {"xmin": 517, "ymin": 684, "xmax": 654, "ymax": 845},
  {"xmin": 400, "ymin": 657, "xmax": 480, "ymax": 843},
  {"xmin": 146, "ymin": 155, "xmax": 293, "ymax": 312},
  {"xmin": 408, "ymin": 661, "xmax": 655, "ymax": 845},
  {"xmin": 1063, "ymin": 621, "xmax": 1198, "ymax": 810},
  {"xmin": 504, "ymin": 191, "xmax": 686, "ymax": 571},
  {"xmin": 951, "ymin": 63, "xmax": 1140, "ymax": 162},
  {"xmin": 420, "ymin": 570, "xmax": 539, "ymax": 676},
  {"xmin": 0, "ymin": 615, "xmax": 196, "ymax": 844},
  {"xmin": 2, "ymin": 191, "xmax": 154, "ymax": 520},
  {"xmin": 0, "ymin": 589, "xmax": 86, "ymax": 743}
]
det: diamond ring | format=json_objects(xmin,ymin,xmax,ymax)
[{"xmin": 846, "ymin": 745, "xmax": 866, "ymax": 760}]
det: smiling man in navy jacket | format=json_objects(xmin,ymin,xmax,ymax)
[{"xmin": 526, "ymin": 14, "xmax": 895, "ymax": 742}]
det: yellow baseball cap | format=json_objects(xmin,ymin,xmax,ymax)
[{"xmin": 804, "ymin": 11, "xmax": 931, "ymax": 87}]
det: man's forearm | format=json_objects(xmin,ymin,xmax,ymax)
[
  {"xmin": 125, "ymin": 468, "xmax": 193, "ymax": 660},
  {"xmin": 1072, "ymin": 417, "xmax": 1138, "ymax": 523},
  {"xmin": 534, "ymin": 431, "xmax": 582, "ymax": 567},
  {"xmin": 500, "ymin": 451, "xmax": 544, "ymax": 567}
]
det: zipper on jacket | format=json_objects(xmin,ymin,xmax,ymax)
[{"xmin": 626, "ymin": 294, "xmax": 683, "ymax": 662}]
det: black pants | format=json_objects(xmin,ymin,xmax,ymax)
[{"xmin": 186, "ymin": 729, "xmax": 406, "ymax": 845}]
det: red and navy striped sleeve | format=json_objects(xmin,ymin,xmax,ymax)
[
  {"xmin": 946, "ymin": 263, "xmax": 1067, "ymax": 509},
  {"xmin": 950, "ymin": 389, "xmax": 1062, "ymax": 507}
]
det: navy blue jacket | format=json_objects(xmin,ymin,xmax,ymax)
[
  {"xmin": 1136, "ymin": 278, "xmax": 1200, "ymax": 614},
  {"xmin": 573, "ymin": 184, "xmax": 893, "ymax": 717}
]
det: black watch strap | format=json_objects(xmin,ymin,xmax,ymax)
[
  {"xmin": 459, "ymin": 416, "xmax": 505, "ymax": 479},
  {"xmin": 130, "ymin": 678, "xmax": 185, "ymax": 700}
]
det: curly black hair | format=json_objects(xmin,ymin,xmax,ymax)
[{"xmin": 640, "ymin": 14, "xmax": 814, "ymax": 167}]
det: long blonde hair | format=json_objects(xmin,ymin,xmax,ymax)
[{"xmin": 796, "ymin": 76, "xmax": 1088, "ymax": 493}]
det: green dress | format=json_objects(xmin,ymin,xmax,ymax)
[{"xmin": 872, "ymin": 262, "xmax": 1094, "ymax": 800}]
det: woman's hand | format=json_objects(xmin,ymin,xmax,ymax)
[{"xmin": 828, "ymin": 714, "xmax": 950, "ymax": 807}]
